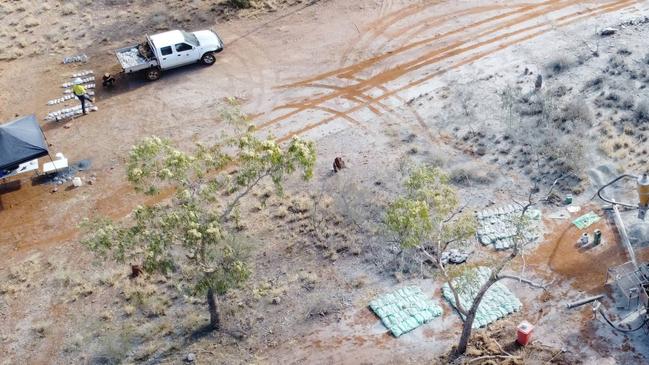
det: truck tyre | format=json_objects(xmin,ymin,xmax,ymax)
[
  {"xmin": 201, "ymin": 52, "xmax": 216, "ymax": 66},
  {"xmin": 145, "ymin": 68, "xmax": 161, "ymax": 81}
]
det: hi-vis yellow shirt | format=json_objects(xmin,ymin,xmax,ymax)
[{"xmin": 72, "ymin": 84, "xmax": 86, "ymax": 96}]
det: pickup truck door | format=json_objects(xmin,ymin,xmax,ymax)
[
  {"xmin": 162, "ymin": 43, "xmax": 199, "ymax": 69},
  {"xmin": 156, "ymin": 45, "xmax": 175, "ymax": 69}
]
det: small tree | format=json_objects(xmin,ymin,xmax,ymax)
[
  {"xmin": 82, "ymin": 105, "xmax": 316, "ymax": 331},
  {"xmin": 452, "ymin": 193, "xmax": 539, "ymax": 356},
  {"xmin": 385, "ymin": 165, "xmax": 477, "ymax": 311},
  {"xmin": 385, "ymin": 165, "xmax": 546, "ymax": 357}
]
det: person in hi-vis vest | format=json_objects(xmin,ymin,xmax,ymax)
[{"xmin": 72, "ymin": 78, "xmax": 93, "ymax": 115}]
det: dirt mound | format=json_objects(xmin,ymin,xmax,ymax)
[{"xmin": 441, "ymin": 319, "xmax": 573, "ymax": 365}]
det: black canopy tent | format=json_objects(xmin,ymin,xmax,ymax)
[{"xmin": 0, "ymin": 115, "xmax": 49, "ymax": 172}]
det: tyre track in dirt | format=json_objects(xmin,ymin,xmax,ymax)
[
  {"xmin": 338, "ymin": 0, "xmax": 444, "ymax": 67},
  {"xmin": 2, "ymin": 1, "xmax": 636, "ymax": 254},
  {"xmin": 280, "ymin": 0, "xmax": 571, "ymax": 89},
  {"xmin": 44, "ymin": 0, "xmax": 632, "ymax": 253},
  {"xmin": 255, "ymin": 0, "xmax": 634, "ymax": 137},
  {"xmin": 302, "ymin": 0, "xmax": 584, "ymax": 93},
  {"xmin": 301, "ymin": 78, "xmax": 432, "ymax": 140},
  {"xmin": 257, "ymin": 0, "xmax": 583, "ymax": 133},
  {"xmin": 307, "ymin": 4, "xmax": 529, "ymax": 141},
  {"xmin": 220, "ymin": 33, "xmax": 276, "ymax": 112},
  {"xmin": 274, "ymin": 1, "xmax": 572, "ymax": 126},
  {"xmin": 267, "ymin": 0, "xmax": 637, "ymax": 143},
  {"xmin": 351, "ymin": 4, "xmax": 524, "ymax": 69}
]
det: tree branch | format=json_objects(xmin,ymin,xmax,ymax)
[
  {"xmin": 494, "ymin": 338, "xmax": 513, "ymax": 357},
  {"xmin": 498, "ymin": 274, "xmax": 551, "ymax": 290},
  {"xmin": 443, "ymin": 200, "xmax": 471, "ymax": 223},
  {"xmin": 219, "ymin": 171, "xmax": 270, "ymax": 222},
  {"xmin": 417, "ymin": 244, "xmax": 466, "ymax": 315},
  {"xmin": 468, "ymin": 355, "xmax": 522, "ymax": 363}
]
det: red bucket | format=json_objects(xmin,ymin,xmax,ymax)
[{"xmin": 516, "ymin": 321, "xmax": 534, "ymax": 346}]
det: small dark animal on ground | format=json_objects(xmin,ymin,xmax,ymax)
[
  {"xmin": 333, "ymin": 157, "xmax": 346, "ymax": 172},
  {"xmin": 130, "ymin": 265, "xmax": 143, "ymax": 278},
  {"xmin": 102, "ymin": 73, "xmax": 116, "ymax": 87}
]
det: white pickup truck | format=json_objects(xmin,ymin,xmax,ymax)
[{"xmin": 115, "ymin": 29, "xmax": 224, "ymax": 81}]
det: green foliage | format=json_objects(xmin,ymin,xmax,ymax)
[
  {"xmin": 385, "ymin": 198, "xmax": 432, "ymax": 249},
  {"xmin": 385, "ymin": 165, "xmax": 476, "ymax": 251},
  {"xmin": 82, "ymin": 102, "xmax": 316, "ymax": 317},
  {"xmin": 194, "ymin": 237, "xmax": 251, "ymax": 296},
  {"xmin": 404, "ymin": 166, "xmax": 458, "ymax": 217},
  {"xmin": 126, "ymin": 129, "xmax": 315, "ymax": 202},
  {"xmin": 228, "ymin": 0, "xmax": 252, "ymax": 9}
]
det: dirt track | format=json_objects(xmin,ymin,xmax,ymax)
[
  {"xmin": 1, "ymin": 0, "xmax": 649, "ymax": 363},
  {"xmin": 0, "ymin": 0, "xmax": 642, "ymax": 257},
  {"xmin": 261, "ymin": 0, "xmax": 640, "ymax": 142}
]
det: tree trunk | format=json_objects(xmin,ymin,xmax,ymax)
[
  {"xmin": 207, "ymin": 288, "xmax": 221, "ymax": 331},
  {"xmin": 455, "ymin": 276, "xmax": 498, "ymax": 356},
  {"xmin": 455, "ymin": 196, "xmax": 533, "ymax": 356}
]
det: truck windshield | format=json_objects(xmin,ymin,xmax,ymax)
[{"xmin": 182, "ymin": 31, "xmax": 199, "ymax": 46}]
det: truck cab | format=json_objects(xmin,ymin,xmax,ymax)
[{"xmin": 150, "ymin": 30, "xmax": 223, "ymax": 70}]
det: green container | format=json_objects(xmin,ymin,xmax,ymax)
[
  {"xmin": 594, "ymin": 229, "xmax": 602, "ymax": 245},
  {"xmin": 565, "ymin": 194, "xmax": 573, "ymax": 205}
]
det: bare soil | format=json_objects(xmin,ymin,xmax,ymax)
[{"xmin": 3, "ymin": 0, "xmax": 649, "ymax": 364}]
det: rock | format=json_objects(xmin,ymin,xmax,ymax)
[
  {"xmin": 394, "ymin": 271, "xmax": 405, "ymax": 283},
  {"xmin": 185, "ymin": 353, "xmax": 196, "ymax": 363},
  {"xmin": 441, "ymin": 248, "xmax": 469, "ymax": 264},
  {"xmin": 87, "ymin": 180, "xmax": 94, "ymax": 185},
  {"xmin": 51, "ymin": 188, "xmax": 58, "ymax": 193},
  {"xmin": 271, "ymin": 297, "xmax": 281, "ymax": 305},
  {"xmin": 600, "ymin": 27, "xmax": 617, "ymax": 36},
  {"xmin": 23, "ymin": 17, "xmax": 40, "ymax": 28}
]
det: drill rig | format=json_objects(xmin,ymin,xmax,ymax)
[{"xmin": 567, "ymin": 174, "xmax": 649, "ymax": 332}]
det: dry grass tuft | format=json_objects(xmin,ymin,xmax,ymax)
[
  {"xmin": 123, "ymin": 304, "xmax": 136, "ymax": 317},
  {"xmin": 449, "ymin": 162, "xmax": 498, "ymax": 186},
  {"xmin": 289, "ymin": 195, "xmax": 312, "ymax": 215},
  {"xmin": 601, "ymin": 134, "xmax": 635, "ymax": 159},
  {"xmin": 31, "ymin": 321, "xmax": 50, "ymax": 339}
]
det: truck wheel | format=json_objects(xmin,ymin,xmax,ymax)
[
  {"xmin": 201, "ymin": 52, "xmax": 216, "ymax": 65},
  {"xmin": 145, "ymin": 68, "xmax": 161, "ymax": 81}
]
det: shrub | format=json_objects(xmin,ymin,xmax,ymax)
[
  {"xmin": 635, "ymin": 100, "xmax": 649, "ymax": 122},
  {"xmin": 229, "ymin": 0, "xmax": 252, "ymax": 8},
  {"xmin": 562, "ymin": 99, "xmax": 593, "ymax": 125},
  {"xmin": 90, "ymin": 332, "xmax": 134, "ymax": 365},
  {"xmin": 304, "ymin": 292, "xmax": 343, "ymax": 320},
  {"xmin": 643, "ymin": 52, "xmax": 649, "ymax": 65},
  {"xmin": 449, "ymin": 163, "xmax": 497, "ymax": 186},
  {"xmin": 617, "ymin": 48, "xmax": 632, "ymax": 56},
  {"xmin": 601, "ymin": 134, "xmax": 634, "ymax": 159},
  {"xmin": 546, "ymin": 56, "xmax": 573, "ymax": 75},
  {"xmin": 517, "ymin": 92, "xmax": 544, "ymax": 116},
  {"xmin": 61, "ymin": 3, "xmax": 76, "ymax": 15},
  {"xmin": 608, "ymin": 55, "xmax": 627, "ymax": 70},
  {"xmin": 551, "ymin": 136, "xmax": 586, "ymax": 173},
  {"xmin": 31, "ymin": 321, "xmax": 50, "ymax": 338}
]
